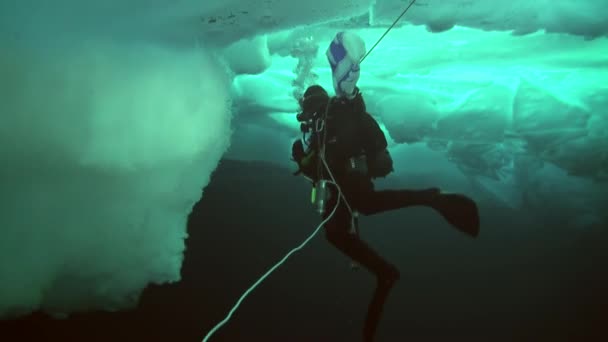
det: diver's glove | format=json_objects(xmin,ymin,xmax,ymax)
[
  {"xmin": 326, "ymin": 31, "xmax": 366, "ymax": 99},
  {"xmin": 291, "ymin": 139, "xmax": 306, "ymax": 176},
  {"xmin": 291, "ymin": 139, "xmax": 317, "ymax": 179},
  {"xmin": 292, "ymin": 140, "xmax": 305, "ymax": 163}
]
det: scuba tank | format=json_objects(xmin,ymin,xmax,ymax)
[{"xmin": 311, "ymin": 179, "xmax": 329, "ymax": 215}]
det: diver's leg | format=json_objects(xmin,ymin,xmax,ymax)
[
  {"xmin": 325, "ymin": 229, "xmax": 400, "ymax": 342},
  {"xmin": 323, "ymin": 197, "xmax": 399, "ymax": 342},
  {"xmin": 357, "ymin": 188, "xmax": 441, "ymax": 216},
  {"xmin": 363, "ymin": 277, "xmax": 398, "ymax": 342},
  {"xmin": 337, "ymin": 175, "xmax": 440, "ymax": 217},
  {"xmin": 357, "ymin": 188, "xmax": 480, "ymax": 237},
  {"xmin": 323, "ymin": 190, "xmax": 399, "ymax": 279},
  {"xmin": 325, "ymin": 225, "xmax": 399, "ymax": 280}
]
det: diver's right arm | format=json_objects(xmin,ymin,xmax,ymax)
[{"xmin": 291, "ymin": 138, "xmax": 318, "ymax": 179}]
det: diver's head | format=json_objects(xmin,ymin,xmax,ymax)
[{"xmin": 297, "ymin": 85, "xmax": 329, "ymax": 122}]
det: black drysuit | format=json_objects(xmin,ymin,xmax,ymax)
[{"xmin": 298, "ymin": 92, "xmax": 442, "ymax": 341}]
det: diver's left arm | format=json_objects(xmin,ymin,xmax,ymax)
[
  {"xmin": 291, "ymin": 137, "xmax": 319, "ymax": 179},
  {"xmin": 361, "ymin": 113, "xmax": 388, "ymax": 155},
  {"xmin": 360, "ymin": 112, "xmax": 394, "ymax": 178}
]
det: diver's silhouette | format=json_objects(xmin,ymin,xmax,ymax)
[{"xmin": 292, "ymin": 85, "xmax": 480, "ymax": 342}]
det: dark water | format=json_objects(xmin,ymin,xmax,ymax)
[{"xmin": 1, "ymin": 159, "xmax": 606, "ymax": 341}]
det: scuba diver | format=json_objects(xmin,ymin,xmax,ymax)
[{"xmin": 291, "ymin": 84, "xmax": 480, "ymax": 342}]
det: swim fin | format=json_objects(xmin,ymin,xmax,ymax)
[{"xmin": 430, "ymin": 193, "xmax": 480, "ymax": 237}]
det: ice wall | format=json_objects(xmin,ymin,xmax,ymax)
[{"xmin": 0, "ymin": 39, "xmax": 232, "ymax": 318}]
